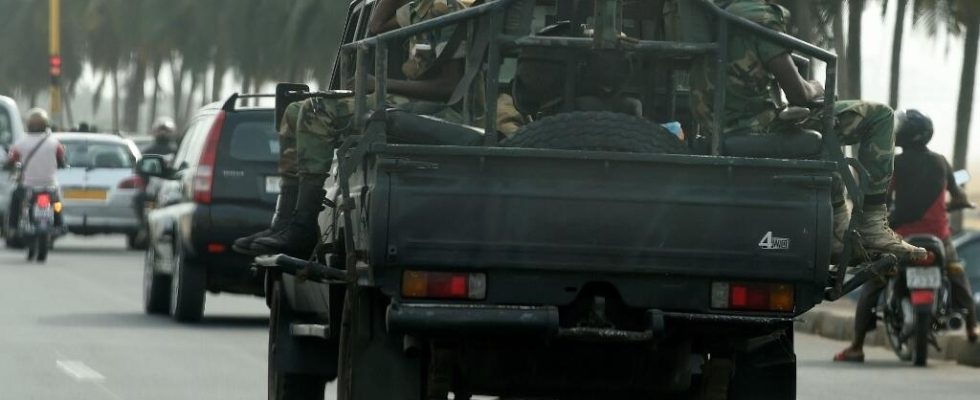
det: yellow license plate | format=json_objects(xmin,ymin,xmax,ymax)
[{"xmin": 64, "ymin": 189, "xmax": 108, "ymax": 201}]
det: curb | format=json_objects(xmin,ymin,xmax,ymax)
[{"xmin": 795, "ymin": 304, "xmax": 980, "ymax": 367}]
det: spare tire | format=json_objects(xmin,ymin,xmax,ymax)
[{"xmin": 501, "ymin": 111, "xmax": 688, "ymax": 154}]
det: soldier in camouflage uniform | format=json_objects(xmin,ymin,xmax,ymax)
[
  {"xmin": 691, "ymin": 0, "xmax": 925, "ymax": 260},
  {"xmin": 232, "ymin": 103, "xmax": 302, "ymax": 254},
  {"xmin": 238, "ymin": 0, "xmax": 472, "ymax": 256}
]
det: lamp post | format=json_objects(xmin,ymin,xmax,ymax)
[{"xmin": 49, "ymin": 0, "xmax": 61, "ymax": 122}]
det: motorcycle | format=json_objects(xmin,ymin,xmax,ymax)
[
  {"xmin": 16, "ymin": 187, "xmax": 61, "ymax": 262},
  {"xmin": 880, "ymin": 170, "xmax": 974, "ymax": 367},
  {"xmin": 880, "ymin": 236, "xmax": 960, "ymax": 366}
]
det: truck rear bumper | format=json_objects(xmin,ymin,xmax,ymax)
[
  {"xmin": 387, "ymin": 303, "xmax": 793, "ymax": 339},
  {"xmin": 388, "ymin": 303, "xmax": 561, "ymax": 337}
]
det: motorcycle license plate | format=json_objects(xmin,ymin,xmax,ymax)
[
  {"xmin": 265, "ymin": 176, "xmax": 281, "ymax": 194},
  {"xmin": 906, "ymin": 267, "xmax": 941, "ymax": 289}
]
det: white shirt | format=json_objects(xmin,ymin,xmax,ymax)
[{"xmin": 10, "ymin": 133, "xmax": 63, "ymax": 187}]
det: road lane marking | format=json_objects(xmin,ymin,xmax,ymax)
[{"xmin": 56, "ymin": 360, "xmax": 106, "ymax": 381}]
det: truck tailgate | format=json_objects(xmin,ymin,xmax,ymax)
[{"xmin": 364, "ymin": 145, "xmax": 835, "ymax": 312}]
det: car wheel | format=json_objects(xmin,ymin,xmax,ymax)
[
  {"xmin": 169, "ymin": 238, "xmax": 207, "ymax": 322},
  {"xmin": 144, "ymin": 245, "xmax": 172, "ymax": 315}
]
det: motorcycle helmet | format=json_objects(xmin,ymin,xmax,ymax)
[{"xmin": 895, "ymin": 109, "xmax": 933, "ymax": 148}]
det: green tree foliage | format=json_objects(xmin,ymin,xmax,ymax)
[{"xmin": 0, "ymin": 0, "xmax": 346, "ymax": 130}]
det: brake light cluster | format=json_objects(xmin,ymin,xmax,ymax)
[
  {"xmin": 36, "ymin": 193, "xmax": 51, "ymax": 208},
  {"xmin": 194, "ymin": 112, "xmax": 226, "ymax": 204},
  {"xmin": 711, "ymin": 282, "xmax": 794, "ymax": 312},
  {"xmin": 910, "ymin": 290, "xmax": 935, "ymax": 305},
  {"xmin": 402, "ymin": 270, "xmax": 486, "ymax": 300},
  {"xmin": 118, "ymin": 176, "xmax": 144, "ymax": 190}
]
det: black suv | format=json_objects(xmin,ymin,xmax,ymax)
[{"xmin": 137, "ymin": 94, "xmax": 278, "ymax": 322}]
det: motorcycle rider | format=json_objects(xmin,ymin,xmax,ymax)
[
  {"xmin": 834, "ymin": 109, "xmax": 978, "ymax": 362},
  {"xmin": 234, "ymin": 0, "xmax": 469, "ymax": 257},
  {"xmin": 132, "ymin": 117, "xmax": 178, "ymax": 245},
  {"xmin": 4, "ymin": 108, "xmax": 67, "ymax": 231},
  {"xmin": 690, "ymin": 0, "xmax": 927, "ymax": 262},
  {"xmin": 141, "ymin": 117, "xmax": 177, "ymax": 156}
]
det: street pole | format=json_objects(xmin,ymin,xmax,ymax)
[{"xmin": 49, "ymin": 0, "xmax": 62, "ymax": 126}]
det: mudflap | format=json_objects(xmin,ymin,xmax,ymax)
[
  {"xmin": 271, "ymin": 276, "xmax": 340, "ymax": 378},
  {"xmin": 728, "ymin": 326, "xmax": 796, "ymax": 400},
  {"xmin": 339, "ymin": 288, "xmax": 423, "ymax": 400}
]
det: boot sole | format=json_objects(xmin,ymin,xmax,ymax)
[{"xmin": 233, "ymin": 243, "xmax": 262, "ymax": 256}]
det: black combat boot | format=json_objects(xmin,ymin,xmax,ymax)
[
  {"xmin": 250, "ymin": 177, "xmax": 326, "ymax": 257},
  {"xmin": 232, "ymin": 183, "xmax": 298, "ymax": 255}
]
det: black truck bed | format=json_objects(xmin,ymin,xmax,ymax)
[{"xmin": 355, "ymin": 144, "xmax": 836, "ymax": 316}]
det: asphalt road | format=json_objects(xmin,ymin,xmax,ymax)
[{"xmin": 0, "ymin": 236, "xmax": 976, "ymax": 400}]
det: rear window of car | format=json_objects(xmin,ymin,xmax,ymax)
[
  {"xmin": 228, "ymin": 120, "xmax": 278, "ymax": 162},
  {"xmin": 62, "ymin": 140, "xmax": 135, "ymax": 169}
]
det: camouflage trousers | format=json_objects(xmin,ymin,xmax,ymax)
[
  {"xmin": 277, "ymin": 101, "xmax": 302, "ymax": 181},
  {"xmin": 768, "ymin": 100, "xmax": 895, "ymax": 204},
  {"xmin": 279, "ymin": 95, "xmax": 463, "ymax": 177}
]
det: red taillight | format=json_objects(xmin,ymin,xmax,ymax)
[
  {"xmin": 711, "ymin": 282, "xmax": 795, "ymax": 312},
  {"xmin": 118, "ymin": 176, "xmax": 144, "ymax": 190},
  {"xmin": 36, "ymin": 193, "xmax": 51, "ymax": 208},
  {"xmin": 207, "ymin": 243, "xmax": 226, "ymax": 253},
  {"xmin": 402, "ymin": 271, "xmax": 487, "ymax": 300},
  {"xmin": 194, "ymin": 111, "xmax": 226, "ymax": 204},
  {"xmin": 910, "ymin": 290, "xmax": 935, "ymax": 305}
]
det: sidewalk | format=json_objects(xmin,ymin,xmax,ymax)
[{"xmin": 795, "ymin": 300, "xmax": 980, "ymax": 367}]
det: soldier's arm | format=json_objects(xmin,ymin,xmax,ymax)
[
  {"xmin": 369, "ymin": 0, "xmax": 411, "ymax": 35},
  {"xmin": 386, "ymin": 60, "xmax": 463, "ymax": 102},
  {"xmin": 767, "ymin": 54, "xmax": 824, "ymax": 106}
]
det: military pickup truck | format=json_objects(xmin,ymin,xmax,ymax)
[{"xmin": 259, "ymin": 1, "xmax": 892, "ymax": 399}]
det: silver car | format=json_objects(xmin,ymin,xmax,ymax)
[
  {"xmin": 0, "ymin": 95, "xmax": 26, "ymax": 238},
  {"xmin": 55, "ymin": 133, "xmax": 143, "ymax": 247}
]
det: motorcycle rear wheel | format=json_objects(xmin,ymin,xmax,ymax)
[{"xmin": 911, "ymin": 308, "xmax": 931, "ymax": 367}]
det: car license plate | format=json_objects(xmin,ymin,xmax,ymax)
[
  {"xmin": 906, "ymin": 267, "xmax": 941, "ymax": 289},
  {"xmin": 265, "ymin": 176, "xmax": 281, "ymax": 194},
  {"xmin": 63, "ymin": 189, "xmax": 108, "ymax": 201}
]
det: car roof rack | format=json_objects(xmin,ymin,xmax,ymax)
[{"xmin": 222, "ymin": 93, "xmax": 275, "ymax": 112}]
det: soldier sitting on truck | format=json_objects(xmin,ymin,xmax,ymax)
[
  {"xmin": 235, "ymin": 0, "xmax": 472, "ymax": 257},
  {"xmin": 692, "ymin": 0, "xmax": 926, "ymax": 260}
]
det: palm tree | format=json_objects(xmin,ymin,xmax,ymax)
[
  {"xmin": 952, "ymin": 0, "xmax": 979, "ymax": 174},
  {"xmin": 845, "ymin": 0, "xmax": 866, "ymax": 99},
  {"xmin": 885, "ymin": 0, "xmax": 910, "ymax": 108}
]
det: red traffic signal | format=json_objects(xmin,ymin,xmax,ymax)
[{"xmin": 49, "ymin": 55, "xmax": 62, "ymax": 77}]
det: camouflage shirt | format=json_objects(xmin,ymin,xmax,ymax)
[
  {"xmin": 691, "ymin": 0, "xmax": 791, "ymax": 136},
  {"xmin": 396, "ymin": 0, "xmax": 472, "ymax": 80}
]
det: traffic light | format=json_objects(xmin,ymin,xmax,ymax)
[{"xmin": 49, "ymin": 54, "xmax": 62, "ymax": 78}]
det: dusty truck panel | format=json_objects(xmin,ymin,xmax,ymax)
[{"xmin": 367, "ymin": 144, "xmax": 834, "ymax": 313}]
